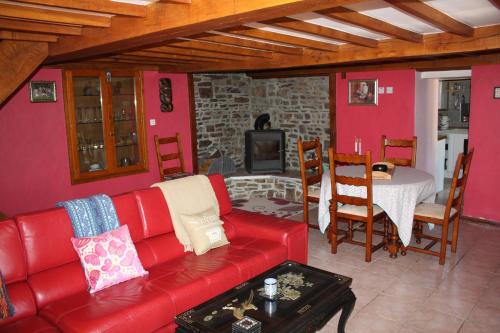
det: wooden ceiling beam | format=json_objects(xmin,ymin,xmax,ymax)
[
  {"xmin": 386, "ymin": 0, "xmax": 474, "ymax": 37},
  {"xmin": 158, "ymin": 0, "xmax": 192, "ymax": 3},
  {"xmin": 260, "ymin": 17, "xmax": 378, "ymax": 47},
  {"xmin": 0, "ymin": 3, "xmax": 111, "ymax": 27},
  {"xmin": 166, "ymin": 39, "xmax": 274, "ymax": 58},
  {"xmin": 316, "ymin": 7, "xmax": 423, "ymax": 43},
  {"xmin": 114, "ymin": 55, "xmax": 202, "ymax": 64},
  {"xmin": 54, "ymin": 61, "xmax": 160, "ymax": 71},
  {"xmin": 191, "ymin": 33, "xmax": 303, "ymax": 55},
  {"xmin": 184, "ymin": 25, "xmax": 500, "ymax": 72},
  {"xmin": 46, "ymin": 0, "xmax": 363, "ymax": 63},
  {"xmin": 0, "ymin": 31, "xmax": 58, "ymax": 43},
  {"xmin": 158, "ymin": 65, "xmax": 194, "ymax": 73},
  {"xmin": 138, "ymin": 47, "xmax": 250, "ymax": 61},
  {"xmin": 0, "ymin": 40, "xmax": 48, "ymax": 104},
  {"xmin": 0, "ymin": 18, "xmax": 82, "ymax": 36},
  {"xmin": 124, "ymin": 51, "xmax": 226, "ymax": 63},
  {"xmin": 222, "ymin": 26, "xmax": 339, "ymax": 52},
  {"xmin": 13, "ymin": 0, "xmax": 147, "ymax": 17},
  {"xmin": 245, "ymin": 53, "xmax": 500, "ymax": 78}
]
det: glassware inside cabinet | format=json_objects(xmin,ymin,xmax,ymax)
[
  {"xmin": 73, "ymin": 76, "xmax": 106, "ymax": 173},
  {"xmin": 111, "ymin": 76, "xmax": 140, "ymax": 168}
]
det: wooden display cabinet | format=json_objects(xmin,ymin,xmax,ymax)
[{"xmin": 63, "ymin": 69, "xmax": 148, "ymax": 183}]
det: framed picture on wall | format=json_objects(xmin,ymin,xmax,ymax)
[
  {"xmin": 29, "ymin": 81, "xmax": 57, "ymax": 103},
  {"xmin": 494, "ymin": 87, "xmax": 500, "ymax": 99},
  {"xmin": 348, "ymin": 79, "xmax": 378, "ymax": 105}
]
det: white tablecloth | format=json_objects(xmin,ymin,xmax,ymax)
[{"xmin": 318, "ymin": 166, "xmax": 436, "ymax": 246}]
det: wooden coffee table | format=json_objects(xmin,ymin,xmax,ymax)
[{"xmin": 175, "ymin": 261, "xmax": 356, "ymax": 333}]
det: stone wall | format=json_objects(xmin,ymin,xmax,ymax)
[
  {"xmin": 193, "ymin": 73, "xmax": 330, "ymax": 171},
  {"xmin": 193, "ymin": 74, "xmax": 251, "ymax": 167},
  {"xmin": 250, "ymin": 77, "xmax": 330, "ymax": 170}
]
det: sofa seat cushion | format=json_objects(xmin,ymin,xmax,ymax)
[
  {"xmin": 0, "ymin": 282, "xmax": 37, "ymax": 327},
  {"xmin": 40, "ymin": 277, "xmax": 175, "ymax": 333},
  {"xmin": 148, "ymin": 238, "xmax": 287, "ymax": 314},
  {"xmin": 221, "ymin": 237, "xmax": 288, "ymax": 279},
  {"xmin": 0, "ymin": 316, "xmax": 60, "ymax": 333}
]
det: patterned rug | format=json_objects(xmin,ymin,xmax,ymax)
[{"xmin": 232, "ymin": 197, "xmax": 304, "ymax": 219}]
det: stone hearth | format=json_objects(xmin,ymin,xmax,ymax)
[{"xmin": 193, "ymin": 74, "xmax": 330, "ymax": 172}]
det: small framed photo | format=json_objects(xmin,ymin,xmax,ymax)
[
  {"xmin": 349, "ymin": 79, "xmax": 378, "ymax": 105},
  {"xmin": 30, "ymin": 81, "xmax": 57, "ymax": 103},
  {"xmin": 494, "ymin": 87, "xmax": 500, "ymax": 99}
]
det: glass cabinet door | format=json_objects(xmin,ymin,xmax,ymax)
[
  {"xmin": 64, "ymin": 69, "xmax": 147, "ymax": 184},
  {"xmin": 72, "ymin": 76, "xmax": 106, "ymax": 173},
  {"xmin": 111, "ymin": 76, "xmax": 140, "ymax": 169}
]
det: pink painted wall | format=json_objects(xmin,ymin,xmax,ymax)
[
  {"xmin": 336, "ymin": 70, "xmax": 416, "ymax": 161},
  {"xmin": 0, "ymin": 69, "xmax": 192, "ymax": 216},
  {"xmin": 463, "ymin": 64, "xmax": 500, "ymax": 222}
]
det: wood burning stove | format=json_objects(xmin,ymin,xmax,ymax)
[{"xmin": 245, "ymin": 130, "xmax": 285, "ymax": 173}]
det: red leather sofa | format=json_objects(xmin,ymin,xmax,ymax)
[{"xmin": 0, "ymin": 174, "xmax": 307, "ymax": 332}]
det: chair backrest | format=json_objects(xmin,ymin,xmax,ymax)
[
  {"xmin": 328, "ymin": 148, "xmax": 374, "ymax": 216},
  {"xmin": 154, "ymin": 133, "xmax": 185, "ymax": 180},
  {"xmin": 297, "ymin": 137, "xmax": 323, "ymax": 197},
  {"xmin": 380, "ymin": 135, "xmax": 417, "ymax": 167},
  {"xmin": 446, "ymin": 148, "xmax": 474, "ymax": 218}
]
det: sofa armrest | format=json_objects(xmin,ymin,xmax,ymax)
[{"xmin": 222, "ymin": 209, "xmax": 308, "ymax": 264}]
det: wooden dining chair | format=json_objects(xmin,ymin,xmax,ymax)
[
  {"xmin": 380, "ymin": 135, "xmax": 417, "ymax": 167},
  {"xmin": 154, "ymin": 133, "xmax": 190, "ymax": 181},
  {"xmin": 406, "ymin": 148, "xmax": 474, "ymax": 265},
  {"xmin": 297, "ymin": 137, "xmax": 323, "ymax": 229},
  {"xmin": 327, "ymin": 148, "xmax": 387, "ymax": 262}
]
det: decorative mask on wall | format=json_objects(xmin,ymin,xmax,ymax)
[{"xmin": 159, "ymin": 78, "xmax": 173, "ymax": 112}]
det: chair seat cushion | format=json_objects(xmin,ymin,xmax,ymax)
[
  {"xmin": 338, "ymin": 204, "xmax": 384, "ymax": 217},
  {"xmin": 308, "ymin": 188, "xmax": 321, "ymax": 199},
  {"xmin": 414, "ymin": 203, "xmax": 457, "ymax": 220}
]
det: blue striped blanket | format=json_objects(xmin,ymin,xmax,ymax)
[{"xmin": 57, "ymin": 194, "xmax": 120, "ymax": 238}]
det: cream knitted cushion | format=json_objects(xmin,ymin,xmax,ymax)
[
  {"xmin": 180, "ymin": 208, "xmax": 229, "ymax": 255},
  {"xmin": 337, "ymin": 204, "xmax": 384, "ymax": 217},
  {"xmin": 414, "ymin": 203, "xmax": 457, "ymax": 220}
]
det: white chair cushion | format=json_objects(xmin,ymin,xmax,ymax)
[
  {"xmin": 308, "ymin": 188, "xmax": 321, "ymax": 199},
  {"xmin": 337, "ymin": 204, "xmax": 384, "ymax": 217},
  {"xmin": 414, "ymin": 203, "xmax": 457, "ymax": 220}
]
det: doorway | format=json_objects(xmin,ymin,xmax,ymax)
[{"xmin": 437, "ymin": 78, "xmax": 471, "ymax": 202}]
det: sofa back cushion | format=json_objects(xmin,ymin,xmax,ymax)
[
  {"xmin": 16, "ymin": 209, "xmax": 78, "ymax": 275},
  {"xmin": 0, "ymin": 220, "xmax": 27, "ymax": 284},
  {"xmin": 135, "ymin": 233, "xmax": 185, "ymax": 269},
  {"xmin": 16, "ymin": 208, "xmax": 87, "ymax": 308},
  {"xmin": 0, "ymin": 220, "xmax": 38, "ymax": 326},
  {"xmin": 112, "ymin": 193, "xmax": 144, "ymax": 243},
  {"xmin": 134, "ymin": 188, "xmax": 174, "ymax": 238},
  {"xmin": 208, "ymin": 174, "xmax": 232, "ymax": 215}
]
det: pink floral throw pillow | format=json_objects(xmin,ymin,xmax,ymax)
[{"xmin": 71, "ymin": 225, "xmax": 148, "ymax": 293}]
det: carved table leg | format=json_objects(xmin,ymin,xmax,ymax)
[
  {"xmin": 414, "ymin": 221, "xmax": 423, "ymax": 244},
  {"xmin": 383, "ymin": 217, "xmax": 389, "ymax": 251},
  {"xmin": 337, "ymin": 289, "xmax": 356, "ymax": 333},
  {"xmin": 388, "ymin": 223, "xmax": 400, "ymax": 259}
]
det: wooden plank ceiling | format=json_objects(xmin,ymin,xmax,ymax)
[{"xmin": 0, "ymin": 0, "xmax": 499, "ymax": 76}]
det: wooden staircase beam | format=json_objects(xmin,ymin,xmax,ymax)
[{"xmin": 0, "ymin": 40, "xmax": 48, "ymax": 105}]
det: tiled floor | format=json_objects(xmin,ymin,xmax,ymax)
[{"xmin": 302, "ymin": 218, "xmax": 500, "ymax": 333}]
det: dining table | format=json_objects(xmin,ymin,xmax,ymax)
[{"xmin": 318, "ymin": 165, "xmax": 436, "ymax": 256}]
